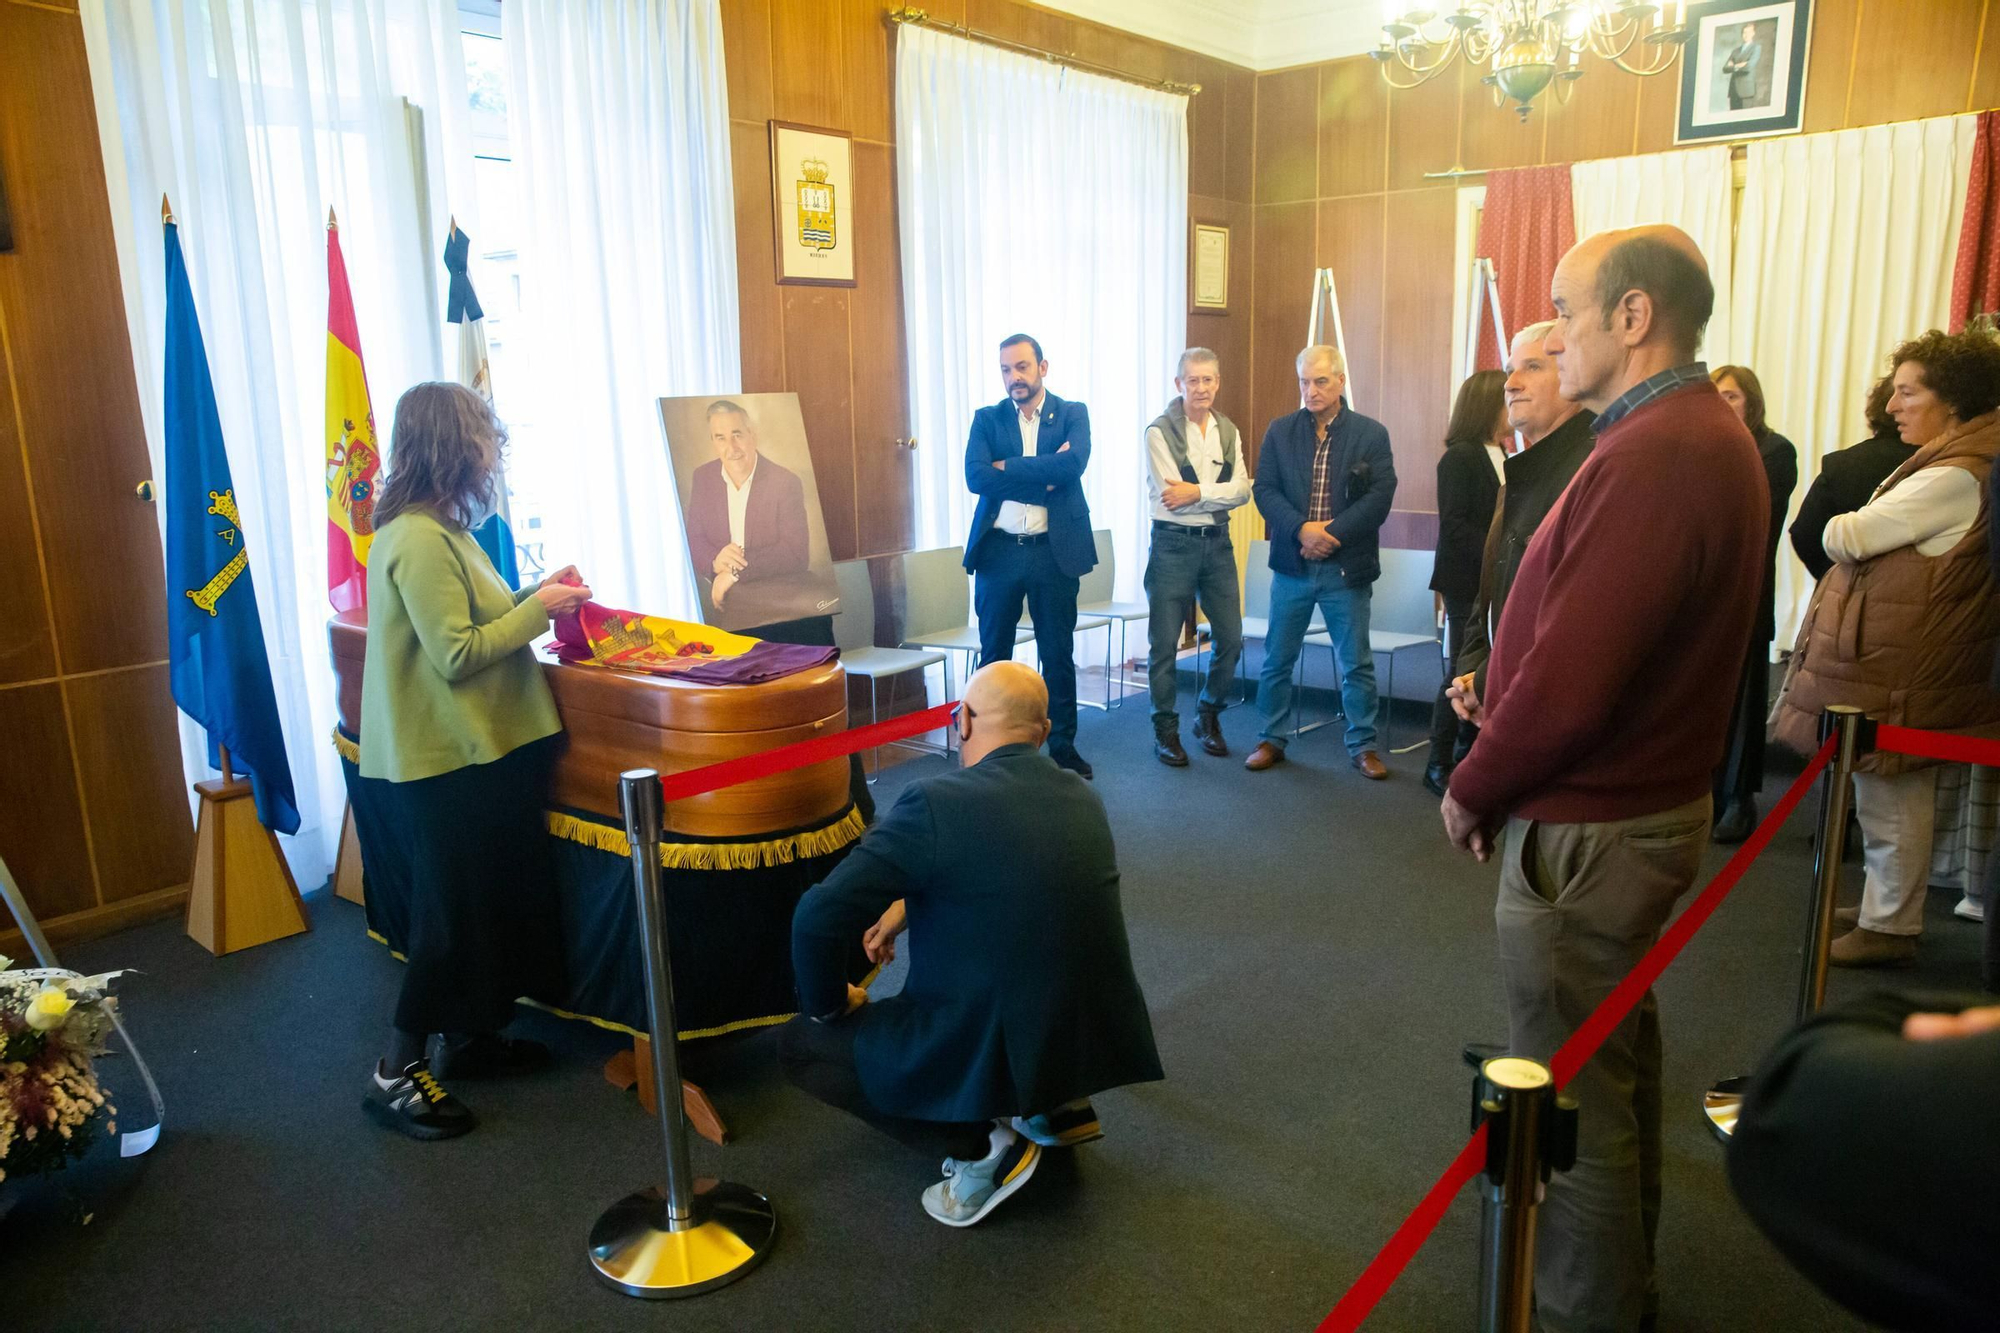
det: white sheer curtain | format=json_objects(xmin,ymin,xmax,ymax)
[
  {"xmin": 1570, "ymin": 146, "xmax": 1737, "ymax": 365},
  {"xmin": 502, "ymin": 0, "xmax": 738, "ymax": 620},
  {"xmin": 897, "ymin": 25, "xmax": 1188, "ymax": 601},
  {"xmin": 1734, "ymin": 114, "xmax": 1975, "ymax": 647},
  {"xmin": 82, "ymin": 0, "xmax": 475, "ymax": 886}
]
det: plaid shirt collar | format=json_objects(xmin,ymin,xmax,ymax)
[{"xmin": 1592, "ymin": 362, "xmax": 1709, "ymax": 434}]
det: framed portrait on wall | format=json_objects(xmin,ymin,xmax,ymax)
[
  {"xmin": 1191, "ymin": 222, "xmax": 1229, "ymax": 313},
  {"xmin": 770, "ymin": 121, "xmax": 856, "ymax": 287},
  {"xmin": 1675, "ymin": 0, "xmax": 1813, "ymax": 144}
]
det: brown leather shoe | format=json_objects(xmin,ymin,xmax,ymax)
[
  {"xmin": 1352, "ymin": 750, "xmax": 1388, "ymax": 780},
  {"xmin": 1192, "ymin": 711, "xmax": 1228, "ymax": 757},
  {"xmin": 1833, "ymin": 905, "xmax": 1860, "ymax": 931},
  {"xmin": 1244, "ymin": 741, "xmax": 1286, "ymax": 771},
  {"xmin": 1828, "ymin": 927, "xmax": 1917, "ymax": 968}
]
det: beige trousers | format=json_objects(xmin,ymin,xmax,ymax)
[
  {"xmin": 1853, "ymin": 766, "xmax": 1940, "ymax": 937},
  {"xmin": 1494, "ymin": 794, "xmax": 1711, "ymax": 1333}
]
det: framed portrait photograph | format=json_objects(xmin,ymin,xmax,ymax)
[
  {"xmin": 1675, "ymin": 0, "xmax": 1813, "ymax": 145},
  {"xmin": 1191, "ymin": 222, "xmax": 1229, "ymax": 313},
  {"xmin": 659, "ymin": 393, "xmax": 843, "ymax": 632},
  {"xmin": 769, "ymin": 121, "xmax": 856, "ymax": 287}
]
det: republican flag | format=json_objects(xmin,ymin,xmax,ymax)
[
  {"xmin": 445, "ymin": 222, "xmax": 518, "ymax": 588},
  {"xmin": 324, "ymin": 210, "xmax": 380, "ymax": 612},
  {"xmin": 162, "ymin": 201, "xmax": 300, "ymax": 835}
]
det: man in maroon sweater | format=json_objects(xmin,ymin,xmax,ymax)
[{"xmin": 1442, "ymin": 225, "xmax": 1766, "ymax": 1333}]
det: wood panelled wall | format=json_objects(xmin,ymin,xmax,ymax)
[
  {"xmin": 0, "ymin": 0, "xmax": 195, "ymax": 954},
  {"xmin": 719, "ymin": 0, "xmax": 1256, "ymax": 564},
  {"xmin": 1249, "ymin": 0, "xmax": 2000, "ymax": 551}
]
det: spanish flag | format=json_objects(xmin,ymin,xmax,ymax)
[{"xmin": 324, "ymin": 210, "xmax": 379, "ymax": 612}]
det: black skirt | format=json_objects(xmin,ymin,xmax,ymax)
[
  {"xmin": 358, "ymin": 734, "xmax": 565, "ymax": 1035},
  {"xmin": 1716, "ymin": 642, "xmax": 1773, "ymax": 805}
]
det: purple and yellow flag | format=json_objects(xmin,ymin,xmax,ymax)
[
  {"xmin": 550, "ymin": 601, "xmax": 835, "ymax": 685},
  {"xmin": 325, "ymin": 211, "xmax": 379, "ymax": 612}
]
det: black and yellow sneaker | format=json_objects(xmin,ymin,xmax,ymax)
[
  {"xmin": 428, "ymin": 1032, "xmax": 553, "ymax": 1080},
  {"xmin": 1011, "ymin": 1098, "xmax": 1104, "ymax": 1148},
  {"xmin": 364, "ymin": 1059, "xmax": 475, "ymax": 1140}
]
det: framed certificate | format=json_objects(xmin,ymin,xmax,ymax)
[
  {"xmin": 1191, "ymin": 222, "xmax": 1229, "ymax": 312},
  {"xmin": 770, "ymin": 121, "xmax": 856, "ymax": 287}
]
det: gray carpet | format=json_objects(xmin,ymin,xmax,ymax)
[{"xmin": 2, "ymin": 684, "xmax": 1983, "ymax": 1332}]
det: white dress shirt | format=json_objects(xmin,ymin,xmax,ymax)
[
  {"xmin": 1145, "ymin": 411, "xmax": 1251, "ymax": 525},
  {"xmin": 1822, "ymin": 465, "xmax": 1980, "ymax": 564},
  {"xmin": 725, "ymin": 460, "xmax": 757, "ymax": 549},
  {"xmin": 1484, "ymin": 442, "xmax": 1508, "ymax": 482},
  {"xmin": 995, "ymin": 391, "xmax": 1050, "ymax": 536}
]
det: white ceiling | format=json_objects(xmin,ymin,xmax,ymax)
[{"xmin": 1039, "ymin": 0, "xmax": 1390, "ymax": 73}]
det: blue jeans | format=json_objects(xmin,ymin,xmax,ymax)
[{"xmin": 1257, "ymin": 563, "xmax": 1378, "ymax": 756}]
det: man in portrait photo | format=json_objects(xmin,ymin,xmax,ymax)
[
  {"xmin": 686, "ymin": 398, "xmax": 811, "ymax": 626},
  {"xmin": 1720, "ymin": 21, "xmax": 1765, "ymax": 111}
]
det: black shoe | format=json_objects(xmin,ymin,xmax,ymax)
[
  {"xmin": 364, "ymin": 1059, "xmax": 476, "ymax": 1140},
  {"xmin": 1154, "ymin": 734, "xmax": 1189, "ymax": 767},
  {"xmin": 1051, "ymin": 748, "xmax": 1094, "ymax": 780},
  {"xmin": 1712, "ymin": 798, "xmax": 1756, "ymax": 845},
  {"xmin": 1192, "ymin": 711, "xmax": 1228, "ymax": 757},
  {"xmin": 429, "ymin": 1032, "xmax": 553, "ymax": 1080},
  {"xmin": 1423, "ymin": 760, "xmax": 1452, "ymax": 798}
]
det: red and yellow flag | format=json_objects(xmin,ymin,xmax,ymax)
[{"xmin": 324, "ymin": 211, "xmax": 379, "ymax": 612}]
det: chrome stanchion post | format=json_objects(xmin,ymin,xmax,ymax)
[
  {"xmin": 1473, "ymin": 1057, "xmax": 1577, "ymax": 1333},
  {"xmin": 587, "ymin": 769, "xmax": 776, "ymax": 1298},
  {"xmin": 1702, "ymin": 704, "xmax": 1866, "ymax": 1143}
]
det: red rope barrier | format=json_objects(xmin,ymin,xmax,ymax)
[
  {"xmin": 653, "ymin": 700, "xmax": 958, "ymax": 805},
  {"xmin": 1874, "ymin": 724, "xmax": 2000, "ymax": 769},
  {"xmin": 1315, "ymin": 734, "xmax": 1839, "ymax": 1332}
]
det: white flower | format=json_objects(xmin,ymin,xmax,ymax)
[{"xmin": 25, "ymin": 986, "xmax": 75, "ymax": 1031}]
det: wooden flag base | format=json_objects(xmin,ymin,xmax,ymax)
[
  {"xmin": 185, "ymin": 770, "xmax": 309, "ymax": 956},
  {"xmin": 603, "ymin": 1039, "xmax": 729, "ymax": 1147},
  {"xmin": 332, "ymin": 802, "xmax": 365, "ymax": 905}
]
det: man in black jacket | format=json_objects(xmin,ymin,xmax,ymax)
[
  {"xmin": 779, "ymin": 661, "xmax": 1163, "ymax": 1227},
  {"xmin": 1243, "ymin": 344, "xmax": 1398, "ymax": 777},
  {"xmin": 1450, "ymin": 321, "xmax": 1595, "ymax": 720},
  {"xmin": 1788, "ymin": 375, "xmax": 1914, "ymax": 581},
  {"xmin": 1728, "ymin": 991, "xmax": 2000, "ymax": 1330}
]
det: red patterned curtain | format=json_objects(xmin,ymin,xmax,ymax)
[
  {"xmin": 1951, "ymin": 110, "xmax": 2000, "ymax": 331},
  {"xmin": 1474, "ymin": 164, "xmax": 1577, "ymax": 371}
]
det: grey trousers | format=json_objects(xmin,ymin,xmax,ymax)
[
  {"xmin": 1494, "ymin": 794, "xmax": 1711, "ymax": 1333},
  {"xmin": 1144, "ymin": 524, "xmax": 1242, "ymax": 735}
]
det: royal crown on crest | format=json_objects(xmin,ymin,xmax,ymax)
[{"xmin": 800, "ymin": 158, "xmax": 830, "ymax": 185}]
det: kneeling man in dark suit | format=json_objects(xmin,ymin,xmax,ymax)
[{"xmin": 780, "ymin": 661, "xmax": 1164, "ymax": 1227}]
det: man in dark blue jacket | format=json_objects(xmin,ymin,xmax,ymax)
[
  {"xmin": 963, "ymin": 334, "xmax": 1097, "ymax": 777},
  {"xmin": 1244, "ymin": 345, "xmax": 1399, "ymax": 777},
  {"xmin": 779, "ymin": 662, "xmax": 1163, "ymax": 1227}
]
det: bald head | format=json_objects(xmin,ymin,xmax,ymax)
[
  {"xmin": 1548, "ymin": 225, "xmax": 1714, "ymax": 411},
  {"xmin": 958, "ymin": 662, "xmax": 1052, "ymax": 765}
]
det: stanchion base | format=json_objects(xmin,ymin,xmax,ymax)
[
  {"xmin": 1702, "ymin": 1076, "xmax": 1748, "ymax": 1143},
  {"xmin": 588, "ymin": 1179, "xmax": 776, "ymax": 1298}
]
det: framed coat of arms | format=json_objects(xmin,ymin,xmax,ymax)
[{"xmin": 770, "ymin": 121, "xmax": 856, "ymax": 287}]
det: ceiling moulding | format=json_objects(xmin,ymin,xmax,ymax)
[{"xmin": 1037, "ymin": 0, "xmax": 1389, "ymax": 73}]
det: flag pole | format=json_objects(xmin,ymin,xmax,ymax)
[{"xmin": 161, "ymin": 194, "xmax": 175, "ymax": 226}]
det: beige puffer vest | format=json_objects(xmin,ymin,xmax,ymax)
[{"xmin": 1773, "ymin": 411, "xmax": 2000, "ymax": 775}]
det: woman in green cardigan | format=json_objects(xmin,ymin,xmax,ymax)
[{"xmin": 359, "ymin": 381, "xmax": 591, "ymax": 1140}]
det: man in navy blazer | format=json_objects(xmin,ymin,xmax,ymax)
[
  {"xmin": 780, "ymin": 662, "xmax": 1163, "ymax": 1227},
  {"xmin": 1244, "ymin": 344, "xmax": 1399, "ymax": 778},
  {"xmin": 685, "ymin": 399, "xmax": 810, "ymax": 628},
  {"xmin": 963, "ymin": 334, "xmax": 1097, "ymax": 777}
]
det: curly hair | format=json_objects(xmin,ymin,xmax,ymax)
[
  {"xmin": 375, "ymin": 381, "xmax": 507, "ymax": 531},
  {"xmin": 1862, "ymin": 374, "xmax": 1895, "ymax": 437},
  {"xmin": 1888, "ymin": 327, "xmax": 2000, "ymax": 423}
]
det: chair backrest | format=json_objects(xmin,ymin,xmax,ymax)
[
  {"xmin": 1078, "ymin": 528, "xmax": 1116, "ymax": 604},
  {"xmin": 1243, "ymin": 539, "xmax": 1274, "ymax": 619},
  {"xmin": 831, "ymin": 560, "xmax": 876, "ymax": 651},
  {"xmin": 1372, "ymin": 546, "xmax": 1440, "ymax": 638},
  {"xmin": 896, "ymin": 547, "xmax": 971, "ymax": 638}
]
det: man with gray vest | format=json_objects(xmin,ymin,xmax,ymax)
[{"xmin": 1143, "ymin": 348, "xmax": 1251, "ymax": 766}]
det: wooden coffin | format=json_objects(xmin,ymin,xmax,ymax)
[{"xmin": 328, "ymin": 610, "xmax": 849, "ymax": 837}]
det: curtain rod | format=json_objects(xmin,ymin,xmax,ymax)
[{"xmin": 887, "ymin": 7, "xmax": 1202, "ymax": 97}]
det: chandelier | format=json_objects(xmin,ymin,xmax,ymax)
[{"xmin": 1372, "ymin": 2, "xmax": 1691, "ymax": 121}]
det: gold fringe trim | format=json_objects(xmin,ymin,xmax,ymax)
[
  {"xmin": 544, "ymin": 805, "xmax": 866, "ymax": 871},
  {"xmin": 331, "ymin": 727, "xmax": 360, "ymax": 765}
]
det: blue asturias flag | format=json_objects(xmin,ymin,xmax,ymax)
[
  {"xmin": 445, "ymin": 223, "xmax": 519, "ymax": 589},
  {"xmin": 163, "ymin": 207, "xmax": 300, "ymax": 835}
]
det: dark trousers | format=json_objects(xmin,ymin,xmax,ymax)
[
  {"xmin": 973, "ymin": 531, "xmax": 1080, "ymax": 752},
  {"xmin": 1144, "ymin": 524, "xmax": 1241, "ymax": 735},
  {"xmin": 1985, "ymin": 848, "xmax": 2000, "ymax": 993},
  {"xmin": 1428, "ymin": 596, "xmax": 1477, "ymax": 767},
  {"xmin": 373, "ymin": 734, "xmax": 565, "ymax": 1036},
  {"xmin": 1713, "ymin": 640, "xmax": 1774, "ymax": 809},
  {"xmin": 776, "ymin": 1015, "xmax": 991, "ymax": 1161}
]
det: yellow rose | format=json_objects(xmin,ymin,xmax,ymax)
[{"xmin": 25, "ymin": 987, "xmax": 75, "ymax": 1032}]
